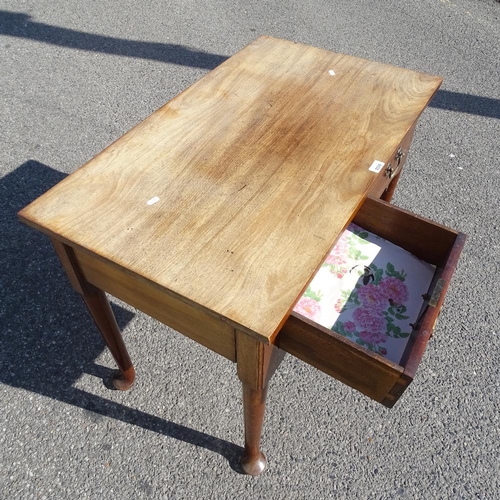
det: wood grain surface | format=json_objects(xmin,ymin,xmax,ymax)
[{"xmin": 18, "ymin": 36, "xmax": 442, "ymax": 342}]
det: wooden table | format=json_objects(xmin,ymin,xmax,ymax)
[{"xmin": 19, "ymin": 37, "xmax": 461, "ymax": 475}]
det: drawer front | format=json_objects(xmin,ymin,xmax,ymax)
[
  {"xmin": 277, "ymin": 313, "xmax": 405, "ymax": 403},
  {"xmin": 277, "ymin": 197, "xmax": 465, "ymax": 407},
  {"xmin": 73, "ymin": 248, "xmax": 236, "ymax": 361},
  {"xmin": 368, "ymin": 124, "xmax": 416, "ymax": 199}
]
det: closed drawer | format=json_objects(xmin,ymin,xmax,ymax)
[
  {"xmin": 276, "ymin": 196, "xmax": 465, "ymax": 407},
  {"xmin": 368, "ymin": 124, "xmax": 416, "ymax": 199}
]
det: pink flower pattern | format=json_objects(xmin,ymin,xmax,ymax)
[
  {"xmin": 379, "ymin": 277, "xmax": 409, "ymax": 303},
  {"xmin": 325, "ymin": 240, "xmax": 349, "ymax": 267},
  {"xmin": 294, "ymin": 297, "xmax": 321, "ymax": 321},
  {"xmin": 353, "ymin": 308, "xmax": 386, "ymax": 333},
  {"xmin": 358, "ymin": 284, "xmax": 389, "ymax": 310},
  {"xmin": 344, "ymin": 321, "xmax": 356, "ymax": 332},
  {"xmin": 334, "ymin": 298, "xmax": 344, "ymax": 313},
  {"xmin": 359, "ymin": 331, "xmax": 388, "ymax": 344},
  {"xmin": 332, "ymin": 267, "xmax": 348, "ymax": 279},
  {"xmin": 294, "ymin": 223, "xmax": 418, "ymax": 359}
]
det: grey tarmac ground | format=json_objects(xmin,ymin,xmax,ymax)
[{"xmin": 1, "ymin": 0, "xmax": 499, "ymax": 498}]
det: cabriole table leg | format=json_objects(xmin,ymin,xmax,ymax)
[
  {"xmin": 240, "ymin": 384, "xmax": 268, "ymax": 475},
  {"xmin": 51, "ymin": 238, "xmax": 135, "ymax": 390},
  {"xmin": 81, "ymin": 289, "xmax": 135, "ymax": 390},
  {"xmin": 236, "ymin": 330, "xmax": 285, "ymax": 475}
]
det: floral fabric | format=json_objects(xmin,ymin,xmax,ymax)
[{"xmin": 293, "ymin": 223, "xmax": 435, "ymax": 365}]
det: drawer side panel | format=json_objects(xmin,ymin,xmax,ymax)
[{"xmin": 401, "ymin": 232, "xmax": 466, "ymax": 378}]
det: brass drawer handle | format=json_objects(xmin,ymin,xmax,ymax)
[
  {"xmin": 385, "ymin": 162, "xmax": 400, "ymax": 179},
  {"xmin": 395, "ymin": 147, "xmax": 405, "ymax": 165},
  {"xmin": 385, "ymin": 148, "xmax": 405, "ymax": 179}
]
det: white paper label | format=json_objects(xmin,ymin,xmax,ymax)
[
  {"xmin": 369, "ymin": 160, "xmax": 385, "ymax": 173},
  {"xmin": 147, "ymin": 196, "xmax": 160, "ymax": 205}
]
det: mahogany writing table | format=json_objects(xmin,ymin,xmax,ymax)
[{"xmin": 18, "ymin": 36, "xmax": 464, "ymax": 475}]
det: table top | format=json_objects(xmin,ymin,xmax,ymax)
[{"xmin": 19, "ymin": 36, "xmax": 441, "ymax": 343}]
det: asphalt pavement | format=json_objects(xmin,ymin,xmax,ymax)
[{"xmin": 1, "ymin": 0, "xmax": 499, "ymax": 498}]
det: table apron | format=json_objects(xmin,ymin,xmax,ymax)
[{"xmin": 73, "ymin": 247, "xmax": 236, "ymax": 362}]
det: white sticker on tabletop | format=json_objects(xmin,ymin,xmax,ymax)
[
  {"xmin": 369, "ymin": 160, "xmax": 385, "ymax": 173},
  {"xmin": 147, "ymin": 196, "xmax": 160, "ymax": 205}
]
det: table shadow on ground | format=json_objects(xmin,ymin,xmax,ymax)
[
  {"xmin": 430, "ymin": 90, "xmax": 500, "ymax": 120},
  {"xmin": 0, "ymin": 10, "xmax": 228, "ymax": 69},
  {"xmin": 0, "ymin": 160, "xmax": 244, "ymax": 472},
  {"xmin": 1, "ymin": 10, "xmax": 499, "ymax": 119}
]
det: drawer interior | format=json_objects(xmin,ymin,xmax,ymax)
[{"xmin": 277, "ymin": 196, "xmax": 465, "ymax": 407}]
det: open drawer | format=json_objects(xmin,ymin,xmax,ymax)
[{"xmin": 276, "ymin": 196, "xmax": 465, "ymax": 408}]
